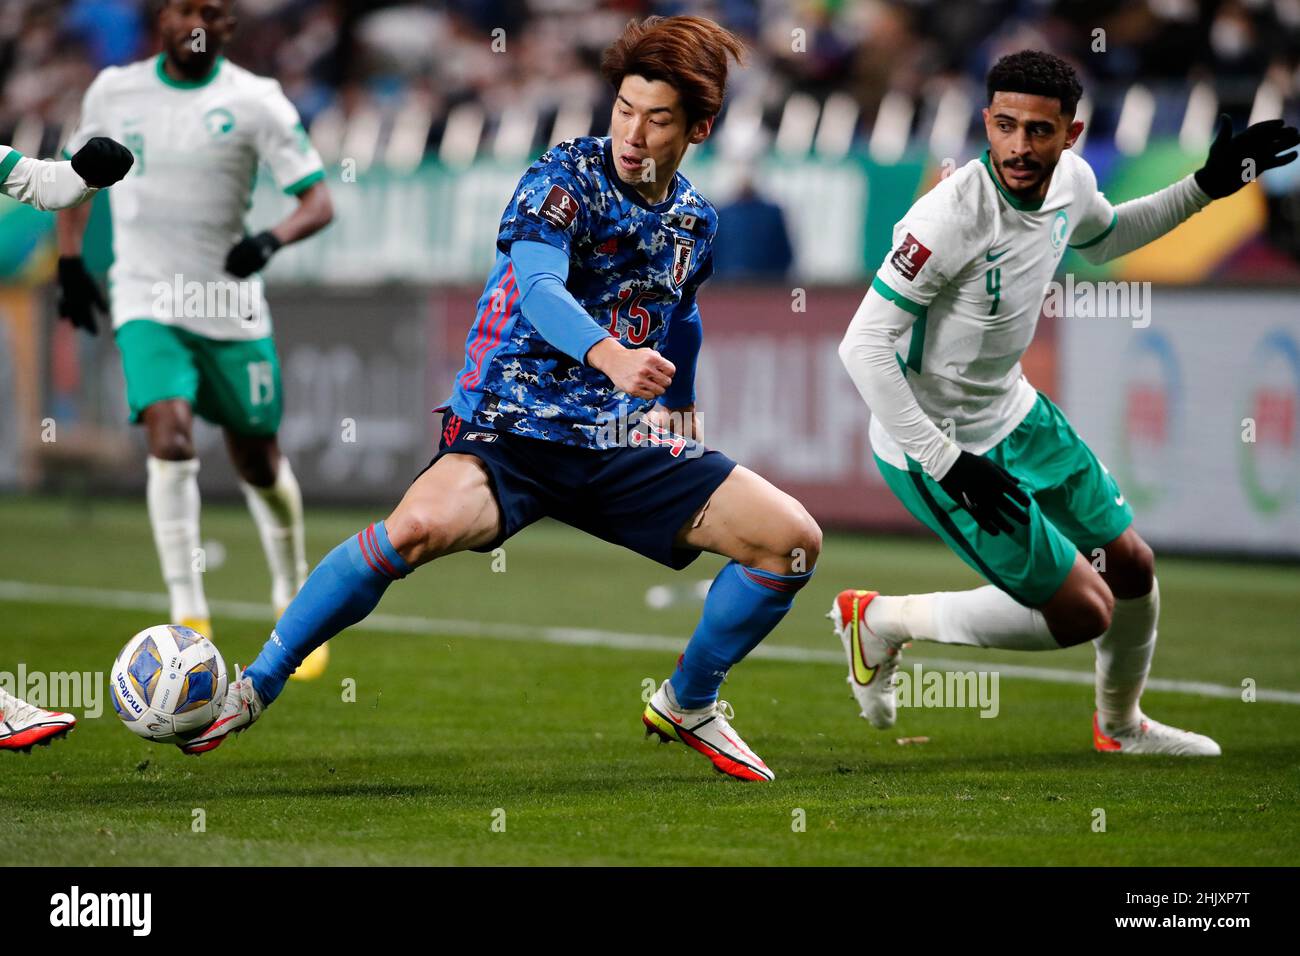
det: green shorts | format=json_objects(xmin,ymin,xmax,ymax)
[
  {"xmin": 877, "ymin": 392, "xmax": 1133, "ymax": 607},
  {"xmin": 115, "ymin": 319, "xmax": 282, "ymax": 436}
]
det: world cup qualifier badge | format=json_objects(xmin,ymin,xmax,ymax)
[
  {"xmin": 538, "ymin": 184, "xmax": 579, "ymax": 230},
  {"xmin": 672, "ymin": 235, "xmax": 696, "ymax": 287},
  {"xmin": 890, "ymin": 232, "xmax": 933, "ymax": 281}
]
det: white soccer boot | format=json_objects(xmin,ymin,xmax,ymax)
[
  {"xmin": 1093, "ymin": 711, "xmax": 1221, "ymax": 756},
  {"xmin": 829, "ymin": 589, "xmax": 903, "ymax": 729},
  {"xmin": 0, "ymin": 687, "xmax": 76, "ymax": 752},
  {"xmin": 642, "ymin": 679, "xmax": 775, "ymax": 781},
  {"xmin": 179, "ymin": 669, "xmax": 265, "ymax": 755}
]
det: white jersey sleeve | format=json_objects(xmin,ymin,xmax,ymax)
[
  {"xmin": 253, "ymin": 82, "xmax": 324, "ymax": 196},
  {"xmin": 0, "ymin": 145, "xmax": 95, "ymax": 211},
  {"xmin": 1066, "ymin": 157, "xmax": 1117, "ymax": 251},
  {"xmin": 839, "ymin": 206, "xmax": 978, "ymax": 478},
  {"xmin": 1069, "ymin": 163, "xmax": 1211, "ymax": 264}
]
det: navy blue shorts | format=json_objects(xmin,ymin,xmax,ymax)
[{"xmin": 422, "ymin": 413, "xmax": 738, "ymax": 569}]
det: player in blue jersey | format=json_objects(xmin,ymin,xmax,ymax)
[{"xmin": 181, "ymin": 16, "xmax": 822, "ymax": 782}]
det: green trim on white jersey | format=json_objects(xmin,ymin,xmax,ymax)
[
  {"xmin": 0, "ymin": 147, "xmax": 23, "ymax": 180},
  {"xmin": 283, "ymin": 168, "xmax": 325, "ymax": 196},
  {"xmin": 154, "ymin": 54, "xmax": 225, "ymax": 90},
  {"xmin": 980, "ymin": 149, "xmax": 1044, "ymax": 212},
  {"xmin": 1069, "ymin": 209, "xmax": 1118, "ymax": 249}
]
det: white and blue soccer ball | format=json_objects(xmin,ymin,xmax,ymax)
[{"xmin": 110, "ymin": 624, "xmax": 227, "ymax": 744}]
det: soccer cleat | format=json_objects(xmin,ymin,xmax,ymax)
[
  {"xmin": 829, "ymin": 589, "xmax": 902, "ymax": 729},
  {"xmin": 0, "ymin": 687, "xmax": 75, "ymax": 752},
  {"xmin": 1093, "ymin": 711, "xmax": 1221, "ymax": 756},
  {"xmin": 178, "ymin": 670, "xmax": 264, "ymax": 755},
  {"xmin": 179, "ymin": 617, "xmax": 213, "ymax": 641},
  {"xmin": 642, "ymin": 680, "xmax": 774, "ymax": 782}
]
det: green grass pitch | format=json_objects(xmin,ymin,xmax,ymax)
[{"xmin": 1, "ymin": 494, "xmax": 1297, "ymax": 865}]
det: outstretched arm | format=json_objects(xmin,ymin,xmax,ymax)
[
  {"xmin": 1, "ymin": 138, "xmax": 133, "ymax": 212},
  {"xmin": 1074, "ymin": 115, "xmax": 1299, "ymax": 265}
]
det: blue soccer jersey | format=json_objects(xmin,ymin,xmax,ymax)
[{"xmin": 442, "ymin": 136, "xmax": 717, "ymax": 447}]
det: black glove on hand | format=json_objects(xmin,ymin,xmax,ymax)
[
  {"xmin": 937, "ymin": 450, "xmax": 1031, "ymax": 537},
  {"xmin": 69, "ymin": 136, "xmax": 135, "ymax": 188},
  {"xmin": 225, "ymin": 231, "xmax": 282, "ymax": 278},
  {"xmin": 56, "ymin": 256, "xmax": 108, "ymax": 336},
  {"xmin": 1194, "ymin": 115, "xmax": 1300, "ymax": 199}
]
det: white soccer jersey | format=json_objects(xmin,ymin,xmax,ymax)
[
  {"xmin": 64, "ymin": 55, "xmax": 325, "ymax": 340},
  {"xmin": 864, "ymin": 148, "xmax": 1117, "ymax": 470}
]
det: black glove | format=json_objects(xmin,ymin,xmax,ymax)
[
  {"xmin": 1194, "ymin": 115, "xmax": 1300, "ymax": 200},
  {"xmin": 56, "ymin": 256, "xmax": 108, "ymax": 336},
  {"xmin": 225, "ymin": 231, "xmax": 282, "ymax": 278},
  {"xmin": 937, "ymin": 451, "xmax": 1031, "ymax": 536},
  {"xmin": 69, "ymin": 136, "xmax": 135, "ymax": 188}
]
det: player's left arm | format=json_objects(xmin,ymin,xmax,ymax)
[
  {"xmin": 648, "ymin": 253, "xmax": 712, "ymax": 439},
  {"xmin": 1072, "ymin": 115, "xmax": 1299, "ymax": 264},
  {"xmin": 227, "ymin": 83, "xmax": 334, "ymax": 279}
]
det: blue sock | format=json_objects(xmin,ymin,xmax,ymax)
[
  {"xmin": 670, "ymin": 562, "xmax": 814, "ymax": 709},
  {"xmin": 245, "ymin": 520, "xmax": 411, "ymax": 705}
]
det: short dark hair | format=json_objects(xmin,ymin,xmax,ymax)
[{"xmin": 986, "ymin": 50, "xmax": 1082, "ymax": 116}]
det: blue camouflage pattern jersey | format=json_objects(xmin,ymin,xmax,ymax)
[{"xmin": 441, "ymin": 136, "xmax": 717, "ymax": 447}]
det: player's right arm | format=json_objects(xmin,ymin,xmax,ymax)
[
  {"xmin": 838, "ymin": 218, "xmax": 962, "ymax": 478},
  {"xmin": 838, "ymin": 217, "xmax": 1029, "ymax": 535},
  {"xmin": 497, "ymin": 148, "xmax": 673, "ymax": 400}
]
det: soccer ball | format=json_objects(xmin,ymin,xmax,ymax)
[{"xmin": 110, "ymin": 624, "xmax": 227, "ymax": 744}]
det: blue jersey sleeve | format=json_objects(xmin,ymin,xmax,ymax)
[
  {"xmin": 497, "ymin": 149, "xmax": 591, "ymax": 257},
  {"xmin": 509, "ymin": 240, "xmax": 611, "ymax": 365},
  {"xmin": 658, "ymin": 253, "xmax": 712, "ymax": 408}
]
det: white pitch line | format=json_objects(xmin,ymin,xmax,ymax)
[{"xmin": 2, "ymin": 578, "xmax": 1297, "ymax": 705}]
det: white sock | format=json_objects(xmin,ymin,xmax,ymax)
[
  {"xmin": 146, "ymin": 456, "xmax": 209, "ymax": 622},
  {"xmin": 867, "ymin": 586, "xmax": 1058, "ymax": 650},
  {"xmin": 240, "ymin": 456, "xmax": 307, "ymax": 610},
  {"xmin": 1093, "ymin": 578, "xmax": 1158, "ymax": 732}
]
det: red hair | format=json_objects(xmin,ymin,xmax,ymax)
[{"xmin": 600, "ymin": 16, "xmax": 746, "ymax": 125}]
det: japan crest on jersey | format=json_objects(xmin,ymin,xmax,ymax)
[{"xmin": 671, "ymin": 235, "xmax": 696, "ymax": 287}]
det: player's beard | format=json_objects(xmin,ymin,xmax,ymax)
[
  {"xmin": 995, "ymin": 152, "xmax": 1055, "ymax": 199},
  {"xmin": 166, "ymin": 38, "xmax": 220, "ymax": 79}
]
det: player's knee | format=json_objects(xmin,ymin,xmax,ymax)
[
  {"xmin": 762, "ymin": 503, "xmax": 822, "ymax": 572},
  {"xmin": 150, "ymin": 431, "xmax": 195, "ymax": 461},
  {"xmin": 385, "ymin": 508, "xmax": 454, "ymax": 566},
  {"xmin": 793, "ymin": 508, "xmax": 823, "ymax": 568},
  {"xmin": 1106, "ymin": 536, "xmax": 1155, "ymax": 599},
  {"xmin": 1047, "ymin": 587, "xmax": 1114, "ymax": 647},
  {"xmin": 235, "ymin": 454, "xmax": 276, "ymax": 489}
]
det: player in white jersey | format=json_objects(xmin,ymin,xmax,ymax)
[
  {"xmin": 1, "ymin": 136, "xmax": 135, "ymax": 751},
  {"xmin": 56, "ymin": 0, "xmax": 336, "ymax": 678},
  {"xmin": 832, "ymin": 51, "xmax": 1298, "ymax": 756}
]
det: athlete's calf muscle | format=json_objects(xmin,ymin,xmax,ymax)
[
  {"xmin": 1041, "ymin": 553, "xmax": 1115, "ymax": 646},
  {"xmin": 386, "ymin": 453, "xmax": 503, "ymax": 567}
]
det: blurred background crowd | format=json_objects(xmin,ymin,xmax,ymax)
[
  {"xmin": 3, "ymin": 0, "xmax": 1299, "ymax": 167},
  {"xmin": 1, "ymin": 1, "xmax": 1298, "ymax": 550}
]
